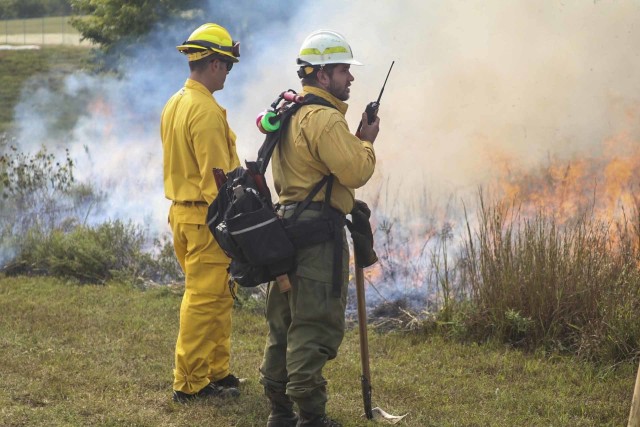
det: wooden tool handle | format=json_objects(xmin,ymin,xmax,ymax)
[
  {"xmin": 276, "ymin": 274, "xmax": 291, "ymax": 293},
  {"xmin": 355, "ymin": 253, "xmax": 373, "ymax": 420},
  {"xmin": 629, "ymin": 358, "xmax": 640, "ymax": 427}
]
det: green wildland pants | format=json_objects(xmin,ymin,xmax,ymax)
[{"xmin": 260, "ymin": 210, "xmax": 349, "ymax": 415}]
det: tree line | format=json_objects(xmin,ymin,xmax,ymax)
[
  {"xmin": 0, "ymin": 0, "xmax": 72, "ymax": 19},
  {"xmin": 1, "ymin": 0, "xmax": 200, "ymax": 55}
]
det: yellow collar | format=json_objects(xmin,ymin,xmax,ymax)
[
  {"xmin": 301, "ymin": 85, "xmax": 348, "ymax": 115},
  {"xmin": 185, "ymin": 78, "xmax": 212, "ymax": 96}
]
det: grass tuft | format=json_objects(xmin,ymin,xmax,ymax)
[{"xmin": 458, "ymin": 191, "xmax": 640, "ymax": 362}]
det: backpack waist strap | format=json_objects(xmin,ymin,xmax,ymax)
[{"xmin": 277, "ymin": 201, "xmax": 324, "ymax": 214}]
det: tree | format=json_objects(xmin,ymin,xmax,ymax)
[
  {"xmin": 69, "ymin": 0, "xmax": 199, "ymax": 52},
  {"xmin": 0, "ymin": 0, "xmax": 72, "ymax": 19}
]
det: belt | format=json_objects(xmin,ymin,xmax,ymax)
[
  {"xmin": 278, "ymin": 201, "xmax": 324, "ymax": 213},
  {"xmin": 172, "ymin": 200, "xmax": 208, "ymax": 207}
]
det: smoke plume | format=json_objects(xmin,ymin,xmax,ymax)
[{"xmin": 7, "ymin": 1, "xmax": 640, "ymax": 298}]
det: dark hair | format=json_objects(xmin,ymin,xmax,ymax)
[
  {"xmin": 299, "ymin": 64, "xmax": 338, "ymax": 85},
  {"xmin": 188, "ymin": 52, "xmax": 228, "ymax": 72}
]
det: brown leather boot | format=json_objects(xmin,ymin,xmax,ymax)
[
  {"xmin": 265, "ymin": 387, "xmax": 298, "ymax": 427},
  {"xmin": 296, "ymin": 410, "xmax": 341, "ymax": 427}
]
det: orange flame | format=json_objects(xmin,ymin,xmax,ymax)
[{"xmin": 493, "ymin": 124, "xmax": 640, "ymax": 226}]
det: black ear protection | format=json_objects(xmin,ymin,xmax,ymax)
[
  {"xmin": 297, "ymin": 66, "xmax": 315, "ymax": 78},
  {"xmin": 296, "ymin": 63, "xmax": 326, "ymax": 79}
]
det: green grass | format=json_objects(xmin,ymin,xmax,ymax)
[
  {"xmin": 0, "ymin": 45, "xmax": 92, "ymax": 133},
  {"xmin": 0, "ymin": 16, "xmax": 78, "ymax": 37},
  {"xmin": 0, "ymin": 276, "xmax": 635, "ymax": 426}
]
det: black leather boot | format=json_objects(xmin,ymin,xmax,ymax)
[
  {"xmin": 266, "ymin": 387, "xmax": 298, "ymax": 427},
  {"xmin": 296, "ymin": 410, "xmax": 342, "ymax": 427}
]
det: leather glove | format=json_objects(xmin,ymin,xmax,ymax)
[{"xmin": 347, "ymin": 200, "xmax": 378, "ymax": 268}]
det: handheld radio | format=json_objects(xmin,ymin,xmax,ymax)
[{"xmin": 356, "ymin": 60, "xmax": 395, "ymax": 134}]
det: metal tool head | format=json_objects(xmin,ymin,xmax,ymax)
[{"xmin": 371, "ymin": 407, "xmax": 408, "ymax": 424}]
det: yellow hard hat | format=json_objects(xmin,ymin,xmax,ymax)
[{"xmin": 177, "ymin": 23, "xmax": 240, "ymax": 62}]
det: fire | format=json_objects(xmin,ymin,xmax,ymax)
[
  {"xmin": 603, "ymin": 156, "xmax": 634, "ymax": 213},
  {"xmin": 88, "ymin": 96, "xmax": 112, "ymax": 117},
  {"xmin": 494, "ymin": 128, "xmax": 640, "ymax": 225},
  {"xmin": 87, "ymin": 96, "xmax": 114, "ymax": 137}
]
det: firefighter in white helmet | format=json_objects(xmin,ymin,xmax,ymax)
[
  {"xmin": 161, "ymin": 22, "xmax": 242, "ymax": 403},
  {"xmin": 259, "ymin": 29, "xmax": 380, "ymax": 427}
]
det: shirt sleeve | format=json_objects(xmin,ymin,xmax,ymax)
[{"xmin": 313, "ymin": 111, "xmax": 376, "ymax": 189}]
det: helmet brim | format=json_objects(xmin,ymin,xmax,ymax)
[{"xmin": 176, "ymin": 44, "xmax": 240, "ymax": 63}]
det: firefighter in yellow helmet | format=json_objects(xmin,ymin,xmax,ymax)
[
  {"xmin": 161, "ymin": 23, "xmax": 242, "ymax": 402},
  {"xmin": 259, "ymin": 30, "xmax": 379, "ymax": 427}
]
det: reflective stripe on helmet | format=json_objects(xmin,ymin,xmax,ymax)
[
  {"xmin": 299, "ymin": 46, "xmax": 349, "ymax": 56},
  {"xmin": 296, "ymin": 29, "xmax": 362, "ymax": 67},
  {"xmin": 185, "ymin": 50, "xmax": 216, "ymax": 61}
]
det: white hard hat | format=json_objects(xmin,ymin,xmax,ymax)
[{"xmin": 296, "ymin": 29, "xmax": 363, "ymax": 66}]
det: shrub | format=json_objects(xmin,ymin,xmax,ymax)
[
  {"xmin": 1, "ymin": 142, "xmax": 77, "ymax": 235},
  {"xmin": 460, "ymin": 190, "xmax": 640, "ymax": 362},
  {"xmin": 0, "ymin": 142, "xmax": 182, "ymax": 285},
  {"xmin": 4, "ymin": 220, "xmax": 183, "ymax": 285}
]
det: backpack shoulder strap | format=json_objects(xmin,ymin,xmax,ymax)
[
  {"xmin": 256, "ymin": 93, "xmax": 336, "ymax": 174},
  {"xmin": 289, "ymin": 174, "xmax": 333, "ymax": 221}
]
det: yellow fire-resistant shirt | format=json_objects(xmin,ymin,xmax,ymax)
[
  {"xmin": 161, "ymin": 78, "xmax": 240, "ymax": 208},
  {"xmin": 272, "ymin": 85, "xmax": 376, "ymax": 215}
]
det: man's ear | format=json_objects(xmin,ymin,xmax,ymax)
[
  {"xmin": 317, "ymin": 68, "xmax": 330, "ymax": 87},
  {"xmin": 210, "ymin": 58, "xmax": 221, "ymax": 71}
]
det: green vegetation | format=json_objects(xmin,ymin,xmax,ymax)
[
  {"xmin": 0, "ymin": 45, "xmax": 93, "ymax": 132},
  {"xmin": 0, "ymin": 16, "xmax": 87, "ymax": 47},
  {"xmin": 0, "ymin": 15, "xmax": 77, "ymax": 35},
  {"xmin": 363, "ymin": 191, "xmax": 640, "ymax": 368},
  {"xmin": 69, "ymin": 0, "xmax": 198, "ymax": 53},
  {"xmin": 3, "ymin": 220, "xmax": 181, "ymax": 284},
  {"xmin": 0, "ymin": 36, "xmax": 638, "ymax": 371},
  {"xmin": 451, "ymin": 192, "xmax": 640, "ymax": 363},
  {"xmin": 0, "ymin": 0, "xmax": 71, "ymax": 20},
  {"xmin": 467, "ymin": 196, "xmax": 640, "ymax": 361},
  {"xmin": 0, "ymin": 276, "xmax": 634, "ymax": 426},
  {"xmin": 0, "ymin": 10, "xmax": 637, "ymax": 426},
  {"xmin": 0, "ymin": 139, "xmax": 181, "ymax": 285},
  {"xmin": 1, "ymin": 143, "xmax": 77, "ymax": 236}
]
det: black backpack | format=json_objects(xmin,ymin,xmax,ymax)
[{"xmin": 206, "ymin": 90, "xmax": 338, "ymax": 288}]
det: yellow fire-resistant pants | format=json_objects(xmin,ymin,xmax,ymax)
[{"xmin": 169, "ymin": 203, "xmax": 234, "ymax": 394}]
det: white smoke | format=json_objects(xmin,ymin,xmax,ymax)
[
  {"xmin": 7, "ymin": 1, "xmax": 640, "ymax": 296},
  {"xmin": 226, "ymin": 0, "xmax": 640, "ymax": 212}
]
